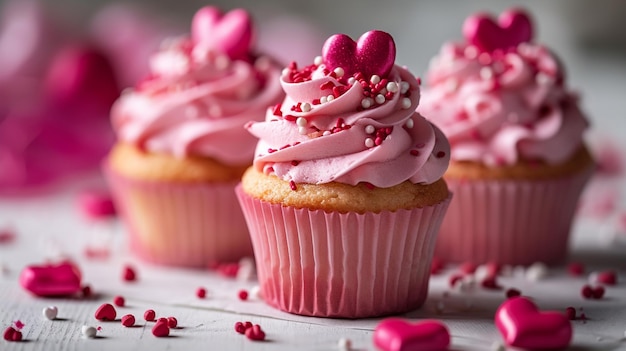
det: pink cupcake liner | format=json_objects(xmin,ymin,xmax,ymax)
[
  {"xmin": 435, "ymin": 166, "xmax": 594, "ymax": 266},
  {"xmin": 236, "ymin": 185, "xmax": 452, "ymax": 318},
  {"xmin": 104, "ymin": 164, "xmax": 253, "ymax": 267}
]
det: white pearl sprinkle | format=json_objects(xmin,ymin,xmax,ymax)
[
  {"xmin": 588, "ymin": 271, "xmax": 599, "ymax": 285},
  {"xmin": 333, "ymin": 67, "xmax": 344, "ymax": 77},
  {"xmin": 474, "ymin": 264, "xmax": 491, "ymax": 281},
  {"xmin": 298, "ymin": 126, "xmax": 308, "ymax": 135},
  {"xmin": 400, "ymin": 81, "xmax": 410, "ymax": 94},
  {"xmin": 525, "ymin": 262, "xmax": 549, "ymax": 281},
  {"xmin": 405, "ymin": 118, "xmax": 414, "ymax": 129},
  {"xmin": 323, "ymin": 131, "xmax": 331, "ymax": 136},
  {"xmin": 480, "ymin": 67, "xmax": 494, "ymax": 80},
  {"xmin": 347, "ymin": 77, "xmax": 356, "ymax": 85},
  {"xmin": 250, "ymin": 285, "xmax": 262, "ymax": 299},
  {"xmin": 282, "ymin": 68, "xmax": 291, "ymax": 76},
  {"xmin": 361, "ymin": 98, "xmax": 373, "ymax": 109},
  {"xmin": 386, "ymin": 82, "xmax": 398, "ymax": 93},
  {"xmin": 301, "ymin": 102, "xmax": 312, "ymax": 113},
  {"xmin": 214, "ymin": 55, "xmax": 230, "ymax": 70},
  {"xmin": 296, "ymin": 117, "xmax": 307, "ymax": 127},
  {"xmin": 314, "ymin": 56, "xmax": 323, "ymax": 66},
  {"xmin": 82, "ymin": 325, "xmax": 97, "ymax": 338},
  {"xmin": 365, "ymin": 125, "xmax": 375, "ymax": 134},
  {"xmin": 464, "ymin": 45, "xmax": 479, "ymax": 60},
  {"xmin": 365, "ymin": 138, "xmax": 374, "ymax": 148},
  {"xmin": 43, "ymin": 306, "xmax": 58, "ymax": 320},
  {"xmin": 370, "ymin": 75, "xmax": 381, "ymax": 84},
  {"xmin": 338, "ymin": 337, "xmax": 352, "ymax": 350},
  {"xmin": 375, "ymin": 94, "xmax": 385, "ymax": 105},
  {"xmin": 326, "ymin": 94, "xmax": 334, "ymax": 102},
  {"xmin": 401, "ymin": 97, "xmax": 411, "ymax": 110},
  {"xmin": 320, "ymin": 96, "xmax": 328, "ymax": 104}
]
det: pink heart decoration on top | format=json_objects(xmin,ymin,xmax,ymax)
[
  {"xmin": 495, "ymin": 297, "xmax": 572, "ymax": 350},
  {"xmin": 191, "ymin": 6, "xmax": 253, "ymax": 60},
  {"xmin": 373, "ymin": 318, "xmax": 450, "ymax": 351},
  {"xmin": 19, "ymin": 261, "xmax": 82, "ymax": 297},
  {"xmin": 322, "ymin": 30, "xmax": 396, "ymax": 79},
  {"xmin": 463, "ymin": 8, "xmax": 533, "ymax": 53}
]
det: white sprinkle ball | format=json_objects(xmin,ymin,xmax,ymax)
[
  {"xmin": 370, "ymin": 75, "xmax": 381, "ymax": 84},
  {"xmin": 298, "ymin": 126, "xmax": 308, "ymax": 135},
  {"xmin": 400, "ymin": 81, "xmax": 410, "ymax": 94},
  {"xmin": 333, "ymin": 67, "xmax": 345, "ymax": 77},
  {"xmin": 326, "ymin": 94, "xmax": 334, "ymax": 102},
  {"xmin": 386, "ymin": 82, "xmax": 398, "ymax": 93},
  {"xmin": 320, "ymin": 96, "xmax": 328, "ymax": 104},
  {"xmin": 314, "ymin": 56, "xmax": 323, "ymax": 66},
  {"xmin": 525, "ymin": 262, "xmax": 549, "ymax": 281},
  {"xmin": 347, "ymin": 77, "xmax": 356, "ymax": 85},
  {"xmin": 480, "ymin": 67, "xmax": 494, "ymax": 80},
  {"xmin": 375, "ymin": 94, "xmax": 385, "ymax": 105},
  {"xmin": 282, "ymin": 68, "xmax": 291, "ymax": 76},
  {"xmin": 323, "ymin": 131, "xmax": 331, "ymax": 136},
  {"xmin": 365, "ymin": 125, "xmax": 376, "ymax": 134},
  {"xmin": 405, "ymin": 118, "xmax": 414, "ymax": 129},
  {"xmin": 250, "ymin": 285, "xmax": 262, "ymax": 299},
  {"xmin": 361, "ymin": 98, "xmax": 373, "ymax": 109},
  {"xmin": 401, "ymin": 97, "xmax": 412, "ymax": 110},
  {"xmin": 365, "ymin": 138, "xmax": 374, "ymax": 148},
  {"xmin": 43, "ymin": 306, "xmax": 58, "ymax": 320},
  {"xmin": 588, "ymin": 271, "xmax": 599, "ymax": 285},
  {"xmin": 82, "ymin": 325, "xmax": 97, "ymax": 338},
  {"xmin": 296, "ymin": 117, "xmax": 307, "ymax": 127},
  {"xmin": 474, "ymin": 264, "xmax": 491, "ymax": 281},
  {"xmin": 338, "ymin": 337, "xmax": 352, "ymax": 350},
  {"xmin": 301, "ymin": 102, "xmax": 312, "ymax": 113}
]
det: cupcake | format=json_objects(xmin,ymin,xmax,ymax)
[
  {"xmin": 418, "ymin": 8, "xmax": 595, "ymax": 266},
  {"xmin": 237, "ymin": 30, "xmax": 451, "ymax": 318},
  {"xmin": 104, "ymin": 7, "xmax": 284, "ymax": 267}
]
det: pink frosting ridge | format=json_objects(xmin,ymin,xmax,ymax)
[
  {"xmin": 110, "ymin": 7, "xmax": 284, "ymax": 166},
  {"xmin": 419, "ymin": 9, "xmax": 589, "ymax": 166},
  {"xmin": 247, "ymin": 31, "xmax": 450, "ymax": 187}
]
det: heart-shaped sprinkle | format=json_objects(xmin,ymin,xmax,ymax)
[
  {"xmin": 322, "ymin": 30, "xmax": 396, "ymax": 80},
  {"xmin": 373, "ymin": 318, "xmax": 450, "ymax": 351},
  {"xmin": 152, "ymin": 319, "xmax": 170, "ymax": 337},
  {"xmin": 3, "ymin": 327, "xmax": 15, "ymax": 341},
  {"xmin": 463, "ymin": 9, "xmax": 533, "ymax": 53},
  {"xmin": 19, "ymin": 262, "xmax": 82, "ymax": 297},
  {"xmin": 191, "ymin": 6, "xmax": 253, "ymax": 60},
  {"xmin": 94, "ymin": 303, "xmax": 117, "ymax": 321},
  {"xmin": 121, "ymin": 314, "xmax": 135, "ymax": 327},
  {"xmin": 495, "ymin": 297, "xmax": 572, "ymax": 349},
  {"xmin": 42, "ymin": 306, "xmax": 58, "ymax": 320}
]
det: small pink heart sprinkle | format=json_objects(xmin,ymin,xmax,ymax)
[
  {"xmin": 121, "ymin": 314, "xmax": 135, "ymax": 327},
  {"xmin": 94, "ymin": 303, "xmax": 117, "ymax": 321},
  {"xmin": 463, "ymin": 8, "xmax": 533, "ymax": 53},
  {"xmin": 373, "ymin": 318, "xmax": 450, "ymax": 351},
  {"xmin": 191, "ymin": 6, "xmax": 253, "ymax": 60},
  {"xmin": 152, "ymin": 319, "xmax": 170, "ymax": 337},
  {"xmin": 322, "ymin": 30, "xmax": 396, "ymax": 80},
  {"xmin": 495, "ymin": 297, "xmax": 572, "ymax": 349},
  {"xmin": 19, "ymin": 262, "xmax": 82, "ymax": 297}
]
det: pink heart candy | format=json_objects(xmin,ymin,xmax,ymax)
[
  {"xmin": 19, "ymin": 262, "xmax": 82, "ymax": 297},
  {"xmin": 152, "ymin": 319, "xmax": 170, "ymax": 337},
  {"xmin": 322, "ymin": 30, "xmax": 396, "ymax": 80},
  {"xmin": 495, "ymin": 297, "xmax": 572, "ymax": 350},
  {"xmin": 94, "ymin": 303, "xmax": 117, "ymax": 321},
  {"xmin": 463, "ymin": 8, "xmax": 533, "ymax": 53},
  {"xmin": 373, "ymin": 318, "xmax": 450, "ymax": 351},
  {"xmin": 191, "ymin": 6, "xmax": 253, "ymax": 60}
]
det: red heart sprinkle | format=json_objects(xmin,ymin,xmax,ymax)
[
  {"xmin": 152, "ymin": 320, "xmax": 170, "ymax": 337},
  {"xmin": 373, "ymin": 318, "xmax": 450, "ymax": 351},
  {"xmin": 322, "ymin": 30, "xmax": 396, "ymax": 80},
  {"xmin": 167, "ymin": 317, "xmax": 178, "ymax": 329},
  {"xmin": 122, "ymin": 265, "xmax": 137, "ymax": 282},
  {"xmin": 144, "ymin": 309, "xmax": 156, "ymax": 322},
  {"xmin": 463, "ymin": 8, "xmax": 533, "ymax": 53},
  {"xmin": 94, "ymin": 303, "xmax": 117, "ymax": 321},
  {"xmin": 495, "ymin": 297, "xmax": 572, "ymax": 349},
  {"xmin": 121, "ymin": 314, "xmax": 135, "ymax": 327},
  {"xmin": 3, "ymin": 327, "xmax": 15, "ymax": 341},
  {"xmin": 245, "ymin": 324, "xmax": 265, "ymax": 341}
]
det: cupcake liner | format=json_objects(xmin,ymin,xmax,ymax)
[
  {"xmin": 104, "ymin": 164, "xmax": 253, "ymax": 267},
  {"xmin": 435, "ymin": 166, "xmax": 594, "ymax": 266},
  {"xmin": 236, "ymin": 185, "xmax": 452, "ymax": 318}
]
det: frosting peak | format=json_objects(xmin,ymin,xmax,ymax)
[
  {"xmin": 111, "ymin": 7, "xmax": 283, "ymax": 165},
  {"xmin": 419, "ymin": 9, "xmax": 588, "ymax": 166},
  {"xmin": 247, "ymin": 31, "xmax": 449, "ymax": 187}
]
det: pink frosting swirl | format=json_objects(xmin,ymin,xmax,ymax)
[
  {"xmin": 419, "ymin": 42, "xmax": 589, "ymax": 166},
  {"xmin": 111, "ymin": 37, "xmax": 283, "ymax": 166},
  {"xmin": 247, "ymin": 62, "xmax": 450, "ymax": 187}
]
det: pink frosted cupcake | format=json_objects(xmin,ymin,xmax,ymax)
[
  {"xmin": 104, "ymin": 7, "xmax": 284, "ymax": 267},
  {"xmin": 418, "ymin": 8, "xmax": 595, "ymax": 266},
  {"xmin": 237, "ymin": 30, "xmax": 451, "ymax": 318}
]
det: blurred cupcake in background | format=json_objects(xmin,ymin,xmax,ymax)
[
  {"xmin": 105, "ymin": 6, "xmax": 284, "ymax": 267},
  {"xmin": 419, "ymin": 8, "xmax": 595, "ymax": 266}
]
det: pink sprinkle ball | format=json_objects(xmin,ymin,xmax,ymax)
[
  {"xmin": 238, "ymin": 289, "xmax": 249, "ymax": 301},
  {"xmin": 581, "ymin": 285, "xmax": 593, "ymax": 299},
  {"xmin": 167, "ymin": 317, "xmax": 178, "ymax": 329},
  {"xmin": 144, "ymin": 309, "xmax": 156, "ymax": 322},
  {"xmin": 122, "ymin": 265, "xmax": 137, "ymax": 282},
  {"xmin": 196, "ymin": 287, "xmax": 207, "ymax": 298},
  {"xmin": 121, "ymin": 314, "xmax": 135, "ymax": 327},
  {"xmin": 113, "ymin": 295, "xmax": 125, "ymax": 307}
]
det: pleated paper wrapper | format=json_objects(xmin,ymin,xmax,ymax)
[
  {"xmin": 236, "ymin": 185, "xmax": 452, "ymax": 318},
  {"xmin": 105, "ymin": 165, "xmax": 253, "ymax": 267},
  {"xmin": 435, "ymin": 166, "xmax": 594, "ymax": 266}
]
